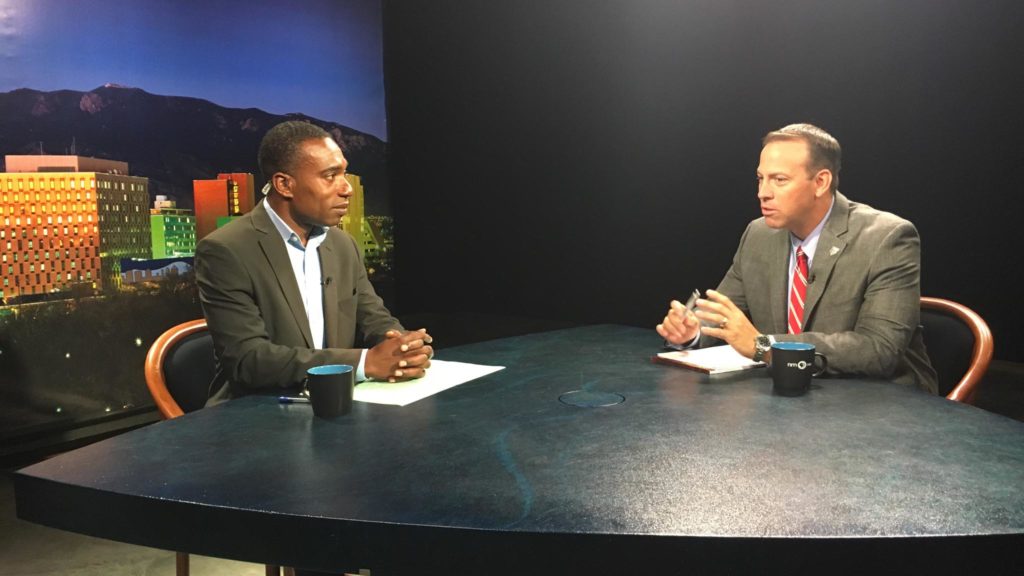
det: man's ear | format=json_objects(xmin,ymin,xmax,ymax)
[
  {"xmin": 813, "ymin": 169, "xmax": 833, "ymax": 198},
  {"xmin": 271, "ymin": 172, "xmax": 293, "ymax": 199}
]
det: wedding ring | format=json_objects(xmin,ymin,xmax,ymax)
[{"xmin": 719, "ymin": 319, "xmax": 729, "ymax": 329}]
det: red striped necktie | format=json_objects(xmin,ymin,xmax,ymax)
[{"xmin": 788, "ymin": 247, "xmax": 809, "ymax": 334}]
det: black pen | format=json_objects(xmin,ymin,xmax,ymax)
[{"xmin": 278, "ymin": 396, "xmax": 310, "ymax": 404}]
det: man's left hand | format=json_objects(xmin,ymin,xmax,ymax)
[
  {"xmin": 366, "ymin": 328, "xmax": 434, "ymax": 382},
  {"xmin": 695, "ymin": 289, "xmax": 759, "ymax": 359}
]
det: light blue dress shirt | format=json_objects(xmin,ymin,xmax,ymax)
[
  {"xmin": 263, "ymin": 201, "xmax": 368, "ymax": 380},
  {"xmin": 787, "ymin": 196, "xmax": 835, "ymax": 296}
]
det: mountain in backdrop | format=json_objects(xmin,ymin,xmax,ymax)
[{"xmin": 0, "ymin": 85, "xmax": 390, "ymax": 213}]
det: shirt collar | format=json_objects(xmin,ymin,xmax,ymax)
[
  {"xmin": 263, "ymin": 200, "xmax": 329, "ymax": 250},
  {"xmin": 791, "ymin": 195, "xmax": 835, "ymax": 255}
]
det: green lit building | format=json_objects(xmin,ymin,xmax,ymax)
[{"xmin": 150, "ymin": 196, "xmax": 196, "ymax": 258}]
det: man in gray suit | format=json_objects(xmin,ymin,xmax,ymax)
[
  {"xmin": 657, "ymin": 123, "xmax": 936, "ymax": 393},
  {"xmin": 197, "ymin": 121, "xmax": 432, "ymax": 403}
]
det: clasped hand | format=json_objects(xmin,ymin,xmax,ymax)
[
  {"xmin": 655, "ymin": 289, "xmax": 759, "ymax": 358},
  {"xmin": 365, "ymin": 328, "xmax": 434, "ymax": 383}
]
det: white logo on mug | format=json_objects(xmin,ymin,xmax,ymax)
[{"xmin": 787, "ymin": 361, "xmax": 810, "ymax": 370}]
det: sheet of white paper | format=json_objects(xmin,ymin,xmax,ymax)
[{"xmin": 354, "ymin": 359, "xmax": 505, "ymax": 406}]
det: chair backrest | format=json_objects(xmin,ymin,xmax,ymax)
[
  {"xmin": 920, "ymin": 297, "xmax": 994, "ymax": 403},
  {"xmin": 144, "ymin": 319, "xmax": 215, "ymax": 419}
]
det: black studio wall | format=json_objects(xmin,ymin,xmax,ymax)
[{"xmin": 383, "ymin": 0, "xmax": 1024, "ymax": 360}]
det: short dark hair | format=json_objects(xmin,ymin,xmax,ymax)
[
  {"xmin": 257, "ymin": 121, "xmax": 331, "ymax": 180},
  {"xmin": 763, "ymin": 123, "xmax": 841, "ymax": 193}
]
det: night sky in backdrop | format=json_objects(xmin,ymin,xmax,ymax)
[{"xmin": 0, "ymin": 0, "xmax": 387, "ymax": 139}]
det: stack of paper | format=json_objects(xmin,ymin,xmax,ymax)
[{"xmin": 653, "ymin": 345, "xmax": 765, "ymax": 374}]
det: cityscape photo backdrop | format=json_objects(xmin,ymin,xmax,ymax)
[{"xmin": 0, "ymin": 0, "xmax": 390, "ymax": 447}]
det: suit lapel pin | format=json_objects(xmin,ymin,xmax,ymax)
[{"xmin": 829, "ymin": 246, "xmax": 841, "ymax": 256}]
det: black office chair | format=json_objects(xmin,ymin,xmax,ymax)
[
  {"xmin": 145, "ymin": 319, "xmax": 214, "ymax": 419},
  {"xmin": 920, "ymin": 297, "xmax": 994, "ymax": 404},
  {"xmin": 145, "ymin": 319, "xmax": 292, "ymax": 576}
]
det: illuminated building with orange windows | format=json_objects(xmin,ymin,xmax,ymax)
[
  {"xmin": 1, "ymin": 155, "xmax": 151, "ymax": 302},
  {"xmin": 192, "ymin": 172, "xmax": 254, "ymax": 240}
]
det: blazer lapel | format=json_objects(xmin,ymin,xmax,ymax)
[
  {"xmin": 319, "ymin": 236, "xmax": 341, "ymax": 348},
  {"xmin": 768, "ymin": 230, "xmax": 790, "ymax": 333},
  {"xmin": 803, "ymin": 193, "xmax": 851, "ymax": 326},
  {"xmin": 252, "ymin": 202, "xmax": 314, "ymax": 348}
]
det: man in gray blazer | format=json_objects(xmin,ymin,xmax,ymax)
[
  {"xmin": 197, "ymin": 121, "xmax": 432, "ymax": 403},
  {"xmin": 657, "ymin": 123, "xmax": 937, "ymax": 393}
]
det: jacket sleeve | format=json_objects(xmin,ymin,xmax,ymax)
[
  {"xmin": 344, "ymin": 233, "xmax": 404, "ymax": 348},
  {"xmin": 698, "ymin": 222, "xmax": 754, "ymax": 348}
]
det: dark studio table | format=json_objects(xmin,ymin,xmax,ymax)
[{"xmin": 14, "ymin": 325, "xmax": 1024, "ymax": 574}]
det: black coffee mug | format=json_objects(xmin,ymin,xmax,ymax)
[
  {"xmin": 770, "ymin": 342, "xmax": 827, "ymax": 397},
  {"xmin": 306, "ymin": 364, "xmax": 354, "ymax": 418}
]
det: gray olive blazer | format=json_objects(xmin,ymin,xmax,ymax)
[
  {"xmin": 196, "ymin": 201, "xmax": 402, "ymax": 403},
  {"xmin": 707, "ymin": 192, "xmax": 937, "ymax": 393}
]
